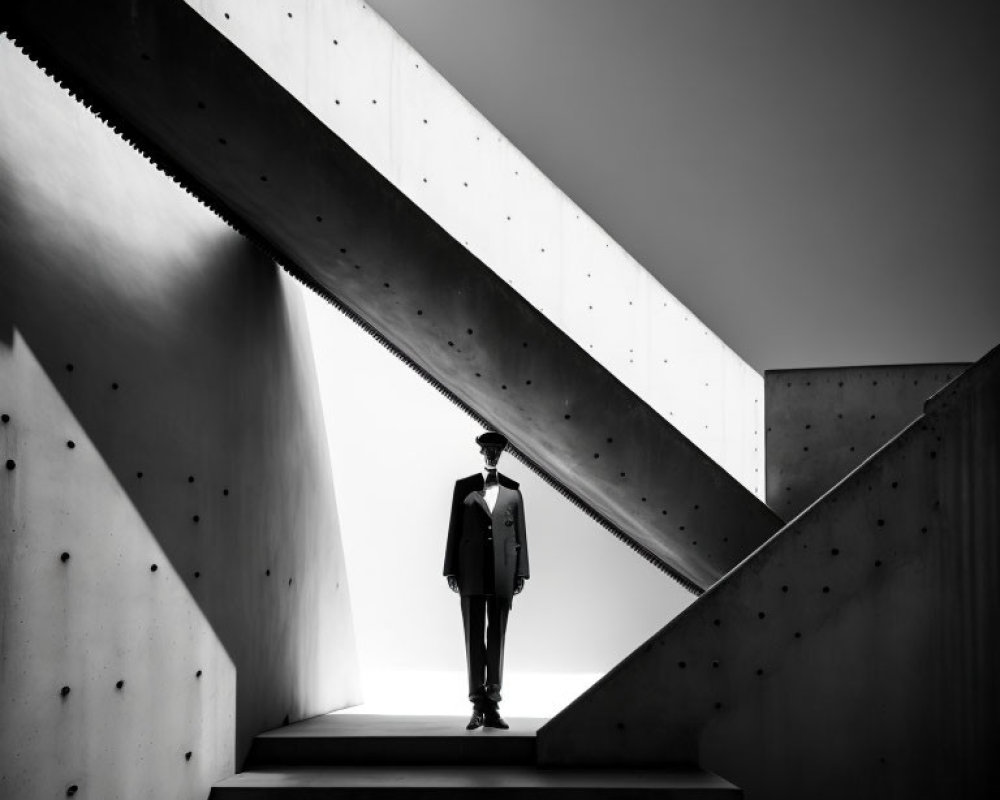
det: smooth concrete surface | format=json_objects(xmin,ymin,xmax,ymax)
[
  {"xmin": 211, "ymin": 766, "xmax": 740, "ymax": 798},
  {"xmin": 766, "ymin": 363, "xmax": 967, "ymax": 519},
  {"xmin": 247, "ymin": 714, "xmax": 543, "ymax": 767},
  {"xmin": 538, "ymin": 344, "xmax": 1000, "ymax": 798},
  {"xmin": 186, "ymin": 0, "xmax": 765, "ymax": 500},
  {"xmin": 0, "ymin": 38, "xmax": 359, "ymax": 800},
  {"xmin": 1, "ymin": 1, "xmax": 781, "ymax": 591}
]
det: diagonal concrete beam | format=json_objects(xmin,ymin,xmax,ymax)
[{"xmin": 1, "ymin": 0, "xmax": 781, "ymax": 591}]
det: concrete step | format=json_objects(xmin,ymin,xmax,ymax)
[
  {"xmin": 245, "ymin": 714, "xmax": 543, "ymax": 767},
  {"xmin": 211, "ymin": 765, "xmax": 740, "ymax": 798}
]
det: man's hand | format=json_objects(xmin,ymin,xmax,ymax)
[
  {"xmin": 447, "ymin": 575, "xmax": 459, "ymax": 593},
  {"xmin": 514, "ymin": 576, "xmax": 525, "ymax": 595}
]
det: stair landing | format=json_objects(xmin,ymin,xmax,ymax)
[
  {"xmin": 245, "ymin": 713, "xmax": 544, "ymax": 767},
  {"xmin": 214, "ymin": 714, "xmax": 740, "ymax": 798}
]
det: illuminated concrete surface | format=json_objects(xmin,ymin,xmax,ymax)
[
  {"xmin": 0, "ymin": 36, "xmax": 359, "ymax": 799},
  {"xmin": 1, "ymin": 0, "xmax": 780, "ymax": 591},
  {"xmin": 184, "ymin": 0, "xmax": 765, "ymax": 500},
  {"xmin": 538, "ymin": 344, "xmax": 1000, "ymax": 798},
  {"xmin": 766, "ymin": 363, "xmax": 967, "ymax": 519},
  {"xmin": 0, "ymin": 334, "xmax": 235, "ymax": 799}
]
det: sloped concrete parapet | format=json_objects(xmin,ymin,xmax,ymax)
[
  {"xmin": 538, "ymin": 343, "xmax": 1000, "ymax": 799},
  {"xmin": 0, "ymin": 0, "xmax": 781, "ymax": 590}
]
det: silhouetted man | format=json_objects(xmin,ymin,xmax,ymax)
[{"xmin": 443, "ymin": 431, "xmax": 529, "ymax": 730}]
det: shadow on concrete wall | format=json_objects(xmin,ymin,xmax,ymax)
[{"xmin": 0, "ymin": 139, "xmax": 358, "ymax": 769}]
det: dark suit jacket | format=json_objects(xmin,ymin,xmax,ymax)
[{"xmin": 443, "ymin": 472, "xmax": 529, "ymax": 603}]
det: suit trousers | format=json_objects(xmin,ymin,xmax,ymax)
[{"xmin": 460, "ymin": 594, "xmax": 509, "ymax": 707}]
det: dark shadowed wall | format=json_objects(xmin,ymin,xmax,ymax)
[
  {"xmin": 0, "ymin": 37, "xmax": 359, "ymax": 800},
  {"xmin": 765, "ymin": 363, "xmax": 968, "ymax": 519}
]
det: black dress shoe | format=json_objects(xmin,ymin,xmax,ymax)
[
  {"xmin": 483, "ymin": 708, "xmax": 509, "ymax": 729},
  {"xmin": 466, "ymin": 708, "xmax": 486, "ymax": 730}
]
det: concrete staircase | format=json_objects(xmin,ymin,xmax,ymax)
[{"xmin": 210, "ymin": 714, "xmax": 741, "ymax": 798}]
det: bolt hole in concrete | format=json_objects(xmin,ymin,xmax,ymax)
[{"xmin": 1, "ymin": 413, "xmax": 8, "ymax": 423}]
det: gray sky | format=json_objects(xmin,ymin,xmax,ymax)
[{"xmin": 370, "ymin": 0, "xmax": 1000, "ymax": 372}]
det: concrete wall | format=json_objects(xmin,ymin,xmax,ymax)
[
  {"xmin": 185, "ymin": 0, "xmax": 765, "ymax": 500},
  {"xmin": 766, "ymin": 363, "xmax": 967, "ymax": 519},
  {"xmin": 305, "ymin": 293, "xmax": 694, "ymax": 707},
  {"xmin": 0, "ymin": 37, "xmax": 359, "ymax": 800},
  {"xmin": 538, "ymin": 343, "xmax": 1000, "ymax": 798}
]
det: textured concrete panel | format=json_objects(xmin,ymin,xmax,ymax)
[
  {"xmin": 0, "ymin": 334, "xmax": 236, "ymax": 799},
  {"xmin": 184, "ymin": 0, "xmax": 764, "ymax": 499},
  {"xmin": 0, "ymin": 41, "xmax": 359, "ymax": 799},
  {"xmin": 537, "ymin": 343, "xmax": 1000, "ymax": 799},
  {"xmin": 766, "ymin": 363, "xmax": 967, "ymax": 519},
  {"xmin": 0, "ymin": 0, "xmax": 781, "ymax": 590}
]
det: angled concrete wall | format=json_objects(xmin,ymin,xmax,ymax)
[
  {"xmin": 538, "ymin": 344, "xmax": 1000, "ymax": 799},
  {"xmin": 185, "ymin": 0, "xmax": 765, "ymax": 500},
  {"xmin": 0, "ymin": 38, "xmax": 359, "ymax": 800},
  {"xmin": 766, "ymin": 363, "xmax": 968, "ymax": 519}
]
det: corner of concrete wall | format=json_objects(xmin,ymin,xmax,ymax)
[
  {"xmin": 765, "ymin": 363, "xmax": 968, "ymax": 518},
  {"xmin": 0, "ymin": 37, "xmax": 359, "ymax": 799}
]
